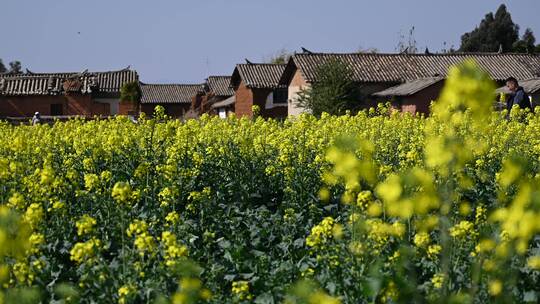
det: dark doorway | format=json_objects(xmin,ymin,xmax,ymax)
[{"xmin": 51, "ymin": 104, "xmax": 63, "ymax": 116}]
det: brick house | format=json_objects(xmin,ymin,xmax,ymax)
[
  {"xmin": 279, "ymin": 52, "xmax": 540, "ymax": 115},
  {"xmin": 0, "ymin": 68, "xmax": 138, "ymax": 118},
  {"xmin": 225, "ymin": 63, "xmax": 288, "ymax": 118},
  {"xmin": 139, "ymin": 83, "xmax": 202, "ymax": 118},
  {"xmin": 189, "ymin": 76, "xmax": 234, "ymax": 118},
  {"xmin": 373, "ymin": 77, "xmax": 445, "ymax": 114}
]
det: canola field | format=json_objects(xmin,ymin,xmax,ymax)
[{"xmin": 1, "ymin": 62, "xmax": 540, "ymax": 303}]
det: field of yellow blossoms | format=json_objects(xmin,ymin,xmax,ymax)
[{"xmin": 1, "ymin": 61, "xmax": 540, "ymax": 303}]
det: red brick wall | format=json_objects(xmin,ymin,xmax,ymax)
[
  {"xmin": 0, "ymin": 94, "xmax": 109, "ymax": 117},
  {"xmin": 65, "ymin": 94, "xmax": 93, "ymax": 115},
  {"xmin": 92, "ymin": 102, "xmax": 111, "ymax": 116},
  {"xmin": 119, "ymin": 101, "xmax": 139, "ymax": 115},
  {"xmin": 234, "ymin": 83, "xmax": 288, "ymax": 119},
  {"xmin": 401, "ymin": 81, "xmax": 445, "ymax": 115},
  {"xmin": 191, "ymin": 93, "xmax": 209, "ymax": 114},
  {"xmin": 234, "ymin": 81, "xmax": 254, "ymax": 117},
  {"xmin": 140, "ymin": 103, "xmax": 190, "ymax": 118}
]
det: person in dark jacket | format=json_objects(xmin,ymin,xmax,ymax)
[{"xmin": 505, "ymin": 77, "xmax": 532, "ymax": 111}]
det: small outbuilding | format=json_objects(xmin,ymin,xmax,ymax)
[
  {"xmin": 230, "ymin": 63, "xmax": 288, "ymax": 118},
  {"xmin": 139, "ymin": 83, "xmax": 202, "ymax": 118}
]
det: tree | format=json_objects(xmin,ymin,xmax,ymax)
[
  {"xmin": 459, "ymin": 4, "xmax": 519, "ymax": 52},
  {"xmin": 120, "ymin": 82, "xmax": 141, "ymax": 103},
  {"xmin": 0, "ymin": 59, "xmax": 6, "ymax": 73},
  {"xmin": 266, "ymin": 49, "xmax": 292, "ymax": 64},
  {"xmin": 513, "ymin": 28, "xmax": 536, "ymax": 53},
  {"xmin": 357, "ymin": 46, "xmax": 379, "ymax": 54},
  {"xmin": 395, "ymin": 26, "xmax": 418, "ymax": 54},
  {"xmin": 9, "ymin": 61, "xmax": 22, "ymax": 73},
  {"xmin": 295, "ymin": 58, "xmax": 359, "ymax": 116}
]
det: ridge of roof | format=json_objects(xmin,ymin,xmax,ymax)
[
  {"xmin": 24, "ymin": 66, "xmax": 135, "ymax": 76},
  {"xmin": 140, "ymin": 83, "xmax": 202, "ymax": 86},
  {"xmin": 293, "ymin": 52, "xmax": 540, "ymax": 57},
  {"xmin": 280, "ymin": 52, "xmax": 540, "ymax": 85}
]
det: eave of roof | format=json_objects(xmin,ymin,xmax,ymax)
[
  {"xmin": 140, "ymin": 83, "xmax": 202, "ymax": 104},
  {"xmin": 495, "ymin": 78, "xmax": 540, "ymax": 94},
  {"xmin": 0, "ymin": 67, "xmax": 138, "ymax": 96},
  {"xmin": 231, "ymin": 63, "xmax": 286, "ymax": 89},
  {"xmin": 279, "ymin": 52, "xmax": 540, "ymax": 85},
  {"xmin": 373, "ymin": 77, "xmax": 444, "ymax": 97},
  {"xmin": 205, "ymin": 76, "xmax": 234, "ymax": 96},
  {"xmin": 211, "ymin": 95, "xmax": 235, "ymax": 108}
]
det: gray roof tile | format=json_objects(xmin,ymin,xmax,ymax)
[
  {"xmin": 373, "ymin": 77, "xmax": 444, "ymax": 97},
  {"xmin": 496, "ymin": 78, "xmax": 540, "ymax": 94},
  {"xmin": 232, "ymin": 64, "xmax": 286, "ymax": 89},
  {"xmin": 206, "ymin": 76, "xmax": 234, "ymax": 96},
  {"xmin": 0, "ymin": 68, "xmax": 138, "ymax": 96},
  {"xmin": 140, "ymin": 83, "xmax": 202, "ymax": 104},
  {"xmin": 281, "ymin": 53, "xmax": 540, "ymax": 84}
]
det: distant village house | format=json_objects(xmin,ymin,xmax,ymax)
[
  {"xmin": 279, "ymin": 52, "xmax": 540, "ymax": 115},
  {"xmin": 139, "ymin": 83, "xmax": 201, "ymax": 118},
  {"xmin": 225, "ymin": 62, "xmax": 288, "ymax": 118},
  {"xmin": 190, "ymin": 76, "xmax": 234, "ymax": 118},
  {"xmin": 0, "ymin": 68, "xmax": 138, "ymax": 117}
]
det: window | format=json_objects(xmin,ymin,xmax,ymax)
[
  {"xmin": 50, "ymin": 104, "xmax": 63, "ymax": 116},
  {"xmin": 273, "ymin": 88, "xmax": 288, "ymax": 104}
]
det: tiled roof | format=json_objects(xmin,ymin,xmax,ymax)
[
  {"xmin": 0, "ymin": 74, "xmax": 97, "ymax": 96},
  {"xmin": 0, "ymin": 67, "xmax": 138, "ymax": 96},
  {"xmin": 232, "ymin": 63, "xmax": 286, "ymax": 89},
  {"xmin": 211, "ymin": 95, "xmax": 235, "ymax": 108},
  {"xmin": 280, "ymin": 53, "xmax": 540, "ymax": 85},
  {"xmin": 205, "ymin": 76, "xmax": 234, "ymax": 96},
  {"xmin": 140, "ymin": 83, "xmax": 202, "ymax": 104},
  {"xmin": 373, "ymin": 77, "xmax": 444, "ymax": 97},
  {"xmin": 496, "ymin": 78, "xmax": 540, "ymax": 94}
]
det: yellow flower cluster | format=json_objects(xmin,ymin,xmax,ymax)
[
  {"xmin": 413, "ymin": 232, "xmax": 430, "ymax": 248},
  {"xmin": 76, "ymin": 215, "xmax": 97, "ymax": 236},
  {"xmin": 161, "ymin": 231, "xmax": 188, "ymax": 267},
  {"xmin": 127, "ymin": 220, "xmax": 156, "ymax": 257},
  {"xmin": 24, "ymin": 203, "xmax": 44, "ymax": 229},
  {"xmin": 231, "ymin": 280, "xmax": 252, "ymax": 300},
  {"xmin": 70, "ymin": 238, "xmax": 101, "ymax": 264},
  {"xmin": 1, "ymin": 60, "xmax": 540, "ymax": 302},
  {"xmin": 306, "ymin": 217, "xmax": 342, "ymax": 248},
  {"xmin": 165, "ymin": 211, "xmax": 180, "ymax": 226},
  {"xmin": 171, "ymin": 277, "xmax": 211, "ymax": 303},
  {"xmin": 449, "ymin": 220, "xmax": 477, "ymax": 239},
  {"xmin": 112, "ymin": 182, "xmax": 133, "ymax": 204},
  {"xmin": 364, "ymin": 219, "xmax": 405, "ymax": 252},
  {"xmin": 118, "ymin": 284, "xmax": 136, "ymax": 304}
]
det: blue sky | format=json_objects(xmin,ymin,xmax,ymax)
[{"xmin": 3, "ymin": 0, "xmax": 539, "ymax": 83}]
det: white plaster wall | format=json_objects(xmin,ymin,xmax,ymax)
[
  {"xmin": 288, "ymin": 84, "xmax": 310, "ymax": 116},
  {"xmin": 287, "ymin": 70, "xmax": 310, "ymax": 116}
]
